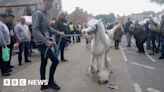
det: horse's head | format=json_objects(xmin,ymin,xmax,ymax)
[{"xmin": 82, "ymin": 19, "xmax": 101, "ymax": 35}]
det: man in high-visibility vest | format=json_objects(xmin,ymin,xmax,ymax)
[
  {"xmin": 68, "ymin": 22, "xmax": 75, "ymax": 33},
  {"xmin": 68, "ymin": 22, "xmax": 75, "ymax": 42}
]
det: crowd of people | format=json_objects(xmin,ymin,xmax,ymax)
[{"xmin": 111, "ymin": 16, "xmax": 164, "ymax": 59}]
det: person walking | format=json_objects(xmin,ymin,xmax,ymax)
[
  {"xmin": 124, "ymin": 18, "xmax": 133, "ymax": 47},
  {"xmin": 32, "ymin": 0, "xmax": 64, "ymax": 90},
  {"xmin": 113, "ymin": 22, "xmax": 124, "ymax": 49},
  {"xmin": 148, "ymin": 17, "xmax": 158, "ymax": 55}
]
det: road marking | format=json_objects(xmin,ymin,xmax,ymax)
[
  {"xmin": 145, "ymin": 53, "xmax": 157, "ymax": 63},
  {"xmin": 147, "ymin": 88, "xmax": 161, "ymax": 92},
  {"xmin": 120, "ymin": 47, "xmax": 128, "ymax": 62},
  {"xmin": 134, "ymin": 83, "xmax": 142, "ymax": 92},
  {"xmin": 125, "ymin": 51, "xmax": 139, "ymax": 55},
  {"xmin": 130, "ymin": 62, "xmax": 155, "ymax": 70}
]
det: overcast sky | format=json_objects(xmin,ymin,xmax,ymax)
[{"xmin": 62, "ymin": 0, "xmax": 164, "ymax": 16}]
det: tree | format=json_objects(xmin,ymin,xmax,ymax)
[
  {"xmin": 96, "ymin": 13, "xmax": 116, "ymax": 24},
  {"xmin": 150, "ymin": 0, "xmax": 164, "ymax": 5}
]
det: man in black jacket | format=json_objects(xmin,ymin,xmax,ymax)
[
  {"xmin": 54, "ymin": 11, "xmax": 69, "ymax": 61},
  {"xmin": 6, "ymin": 14, "xmax": 15, "ymax": 70}
]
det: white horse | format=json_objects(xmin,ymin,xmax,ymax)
[{"xmin": 83, "ymin": 19, "xmax": 112, "ymax": 83}]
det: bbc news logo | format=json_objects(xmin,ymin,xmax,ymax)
[{"xmin": 3, "ymin": 79, "xmax": 48, "ymax": 86}]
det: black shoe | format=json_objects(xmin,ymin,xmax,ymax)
[
  {"xmin": 126, "ymin": 45, "xmax": 131, "ymax": 47},
  {"xmin": 7, "ymin": 68, "xmax": 12, "ymax": 72},
  {"xmin": 136, "ymin": 51, "xmax": 141, "ymax": 53},
  {"xmin": 61, "ymin": 59, "xmax": 68, "ymax": 62},
  {"xmin": 40, "ymin": 85, "xmax": 49, "ymax": 90},
  {"xmin": 149, "ymin": 53, "xmax": 154, "ymax": 55},
  {"xmin": 48, "ymin": 82, "xmax": 61, "ymax": 90},
  {"xmin": 19, "ymin": 63, "xmax": 22, "ymax": 66},
  {"xmin": 140, "ymin": 52, "xmax": 145, "ymax": 54},
  {"xmin": 25, "ymin": 60, "xmax": 32, "ymax": 63},
  {"xmin": 2, "ymin": 73, "xmax": 10, "ymax": 76},
  {"xmin": 159, "ymin": 56, "xmax": 164, "ymax": 59},
  {"xmin": 9, "ymin": 65, "xmax": 14, "ymax": 68}
]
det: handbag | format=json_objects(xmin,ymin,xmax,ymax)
[
  {"xmin": 148, "ymin": 24, "xmax": 160, "ymax": 32},
  {"xmin": 2, "ymin": 46, "xmax": 10, "ymax": 62},
  {"xmin": 1, "ymin": 32, "xmax": 10, "ymax": 62}
]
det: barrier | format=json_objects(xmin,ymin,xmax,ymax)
[{"xmin": 65, "ymin": 34, "xmax": 81, "ymax": 43}]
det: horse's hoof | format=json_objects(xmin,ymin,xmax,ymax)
[
  {"xmin": 97, "ymin": 80, "xmax": 109, "ymax": 84},
  {"xmin": 110, "ymin": 71, "xmax": 113, "ymax": 74},
  {"xmin": 96, "ymin": 70, "xmax": 99, "ymax": 73}
]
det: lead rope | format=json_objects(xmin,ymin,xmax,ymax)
[{"xmin": 44, "ymin": 35, "xmax": 63, "ymax": 59}]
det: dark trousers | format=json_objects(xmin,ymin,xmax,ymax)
[
  {"xmin": 126, "ymin": 32, "xmax": 132, "ymax": 46},
  {"xmin": 136, "ymin": 39, "xmax": 146, "ymax": 53},
  {"xmin": 57, "ymin": 39, "xmax": 66, "ymax": 60},
  {"xmin": 38, "ymin": 45, "xmax": 59, "ymax": 82},
  {"xmin": 115, "ymin": 40, "xmax": 119, "ymax": 48},
  {"xmin": 151, "ymin": 36, "xmax": 157, "ymax": 53},
  {"xmin": 7, "ymin": 43, "xmax": 14, "ymax": 67},
  {"xmin": 0, "ymin": 46, "xmax": 8, "ymax": 74},
  {"xmin": 18, "ymin": 42, "xmax": 30, "ymax": 64}
]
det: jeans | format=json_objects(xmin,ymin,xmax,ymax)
[
  {"xmin": 126, "ymin": 32, "xmax": 132, "ymax": 46},
  {"xmin": 18, "ymin": 42, "xmax": 30, "ymax": 64},
  {"xmin": 38, "ymin": 45, "xmax": 59, "ymax": 82}
]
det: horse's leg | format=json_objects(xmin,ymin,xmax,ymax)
[
  {"xmin": 95, "ymin": 56, "xmax": 99, "ymax": 73},
  {"xmin": 105, "ymin": 53, "xmax": 113, "ymax": 73},
  {"xmin": 88, "ymin": 55, "xmax": 95, "ymax": 74},
  {"xmin": 86, "ymin": 38, "xmax": 88, "ymax": 48},
  {"xmin": 98, "ymin": 54, "xmax": 109, "ymax": 84}
]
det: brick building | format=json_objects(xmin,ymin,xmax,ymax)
[
  {"xmin": 0, "ymin": 0, "xmax": 62, "ymax": 21},
  {"xmin": 67, "ymin": 7, "xmax": 94, "ymax": 25}
]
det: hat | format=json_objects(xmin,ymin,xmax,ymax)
[
  {"xmin": 0, "ymin": 13, "xmax": 8, "ymax": 17},
  {"xmin": 57, "ymin": 11, "xmax": 65, "ymax": 19}
]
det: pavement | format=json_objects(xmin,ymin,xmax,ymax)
[{"xmin": 0, "ymin": 40, "xmax": 136, "ymax": 92}]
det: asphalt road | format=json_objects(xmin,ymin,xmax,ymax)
[
  {"xmin": 0, "ymin": 40, "xmax": 135, "ymax": 92},
  {"xmin": 120, "ymin": 35, "xmax": 164, "ymax": 92}
]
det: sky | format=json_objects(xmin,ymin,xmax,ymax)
[{"xmin": 62, "ymin": 0, "xmax": 164, "ymax": 16}]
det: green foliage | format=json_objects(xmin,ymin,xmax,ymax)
[{"xmin": 96, "ymin": 13, "xmax": 116, "ymax": 24}]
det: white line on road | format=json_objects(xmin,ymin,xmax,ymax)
[
  {"xmin": 130, "ymin": 62, "xmax": 155, "ymax": 70},
  {"xmin": 145, "ymin": 53, "xmax": 157, "ymax": 63},
  {"xmin": 125, "ymin": 51, "xmax": 139, "ymax": 55},
  {"xmin": 120, "ymin": 47, "xmax": 128, "ymax": 62},
  {"xmin": 147, "ymin": 88, "xmax": 161, "ymax": 92},
  {"xmin": 134, "ymin": 83, "xmax": 142, "ymax": 92}
]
